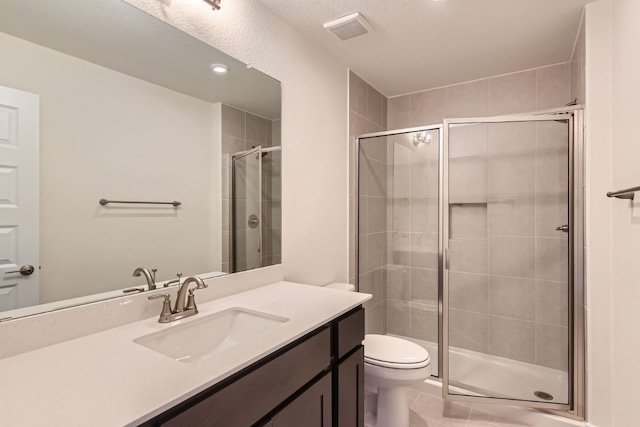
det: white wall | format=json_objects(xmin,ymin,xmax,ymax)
[
  {"xmin": 609, "ymin": 0, "xmax": 640, "ymax": 424},
  {"xmin": 584, "ymin": 2, "xmax": 613, "ymax": 425},
  {"xmin": 586, "ymin": 0, "xmax": 640, "ymax": 425},
  {"xmin": 0, "ymin": 32, "xmax": 222, "ymax": 302},
  {"xmin": 123, "ymin": 0, "xmax": 349, "ymax": 286}
]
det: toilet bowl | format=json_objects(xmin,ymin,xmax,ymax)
[
  {"xmin": 363, "ymin": 334, "xmax": 431, "ymax": 427},
  {"xmin": 323, "ymin": 284, "xmax": 431, "ymax": 427}
]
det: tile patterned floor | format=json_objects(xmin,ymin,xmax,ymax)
[{"xmin": 407, "ymin": 389, "xmax": 532, "ymax": 427}]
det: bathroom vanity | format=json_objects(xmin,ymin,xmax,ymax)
[
  {"xmin": 0, "ymin": 282, "xmax": 369, "ymax": 427},
  {"xmin": 143, "ymin": 306, "xmax": 364, "ymax": 427}
]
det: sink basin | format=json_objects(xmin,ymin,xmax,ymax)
[{"xmin": 134, "ymin": 307, "xmax": 289, "ymax": 363}]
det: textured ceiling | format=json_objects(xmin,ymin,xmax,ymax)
[{"xmin": 257, "ymin": 0, "xmax": 593, "ymax": 97}]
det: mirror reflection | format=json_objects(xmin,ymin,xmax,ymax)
[{"xmin": 0, "ymin": 0, "xmax": 282, "ymax": 319}]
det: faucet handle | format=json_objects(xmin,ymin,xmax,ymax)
[
  {"xmin": 148, "ymin": 293, "xmax": 173, "ymax": 323},
  {"xmin": 185, "ymin": 289, "xmax": 198, "ymax": 312}
]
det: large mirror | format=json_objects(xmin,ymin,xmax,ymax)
[{"xmin": 0, "ymin": 0, "xmax": 282, "ymax": 320}]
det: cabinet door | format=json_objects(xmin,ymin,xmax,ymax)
[
  {"xmin": 338, "ymin": 346, "xmax": 364, "ymax": 427},
  {"xmin": 271, "ymin": 373, "xmax": 332, "ymax": 427}
]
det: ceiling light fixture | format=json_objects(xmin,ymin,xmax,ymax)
[
  {"xmin": 204, "ymin": 0, "xmax": 221, "ymax": 10},
  {"xmin": 210, "ymin": 64, "xmax": 228, "ymax": 75}
]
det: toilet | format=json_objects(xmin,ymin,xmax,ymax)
[
  {"xmin": 363, "ymin": 334, "xmax": 431, "ymax": 427},
  {"xmin": 324, "ymin": 283, "xmax": 431, "ymax": 427}
]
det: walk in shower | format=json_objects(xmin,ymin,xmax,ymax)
[
  {"xmin": 230, "ymin": 146, "xmax": 281, "ymax": 273},
  {"xmin": 356, "ymin": 108, "xmax": 584, "ymax": 417}
]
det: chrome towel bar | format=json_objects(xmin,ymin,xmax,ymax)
[
  {"xmin": 99, "ymin": 198, "xmax": 181, "ymax": 207},
  {"xmin": 606, "ymin": 185, "xmax": 640, "ymax": 200}
]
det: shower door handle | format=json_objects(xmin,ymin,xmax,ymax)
[{"xmin": 556, "ymin": 224, "xmax": 569, "ymax": 233}]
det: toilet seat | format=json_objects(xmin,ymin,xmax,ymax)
[{"xmin": 363, "ymin": 334, "xmax": 430, "ymax": 369}]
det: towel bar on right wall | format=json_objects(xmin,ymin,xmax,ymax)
[{"xmin": 606, "ymin": 185, "xmax": 640, "ymax": 200}]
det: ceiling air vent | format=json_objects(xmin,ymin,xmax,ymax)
[{"xmin": 323, "ymin": 12, "xmax": 373, "ymax": 41}]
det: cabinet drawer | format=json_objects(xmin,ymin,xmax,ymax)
[
  {"xmin": 161, "ymin": 327, "xmax": 331, "ymax": 427},
  {"xmin": 337, "ymin": 307, "xmax": 364, "ymax": 359}
]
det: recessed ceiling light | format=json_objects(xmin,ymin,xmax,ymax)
[{"xmin": 210, "ymin": 64, "xmax": 228, "ymax": 75}]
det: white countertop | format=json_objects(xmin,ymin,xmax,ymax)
[{"xmin": 0, "ymin": 282, "xmax": 370, "ymax": 426}]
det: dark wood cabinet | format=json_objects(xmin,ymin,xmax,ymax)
[
  {"xmin": 270, "ymin": 373, "xmax": 332, "ymax": 427},
  {"xmin": 141, "ymin": 306, "xmax": 364, "ymax": 427},
  {"xmin": 337, "ymin": 346, "xmax": 364, "ymax": 427}
]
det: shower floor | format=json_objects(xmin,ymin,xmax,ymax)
[{"xmin": 389, "ymin": 334, "xmax": 569, "ymax": 404}]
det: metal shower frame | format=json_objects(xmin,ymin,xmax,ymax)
[{"xmin": 354, "ymin": 107, "xmax": 585, "ymax": 420}]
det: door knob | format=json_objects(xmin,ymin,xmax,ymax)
[
  {"xmin": 4, "ymin": 264, "xmax": 35, "ymax": 276},
  {"xmin": 556, "ymin": 224, "xmax": 569, "ymax": 233}
]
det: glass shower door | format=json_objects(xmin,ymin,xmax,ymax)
[
  {"xmin": 231, "ymin": 147, "xmax": 262, "ymax": 272},
  {"xmin": 442, "ymin": 114, "xmax": 577, "ymax": 410}
]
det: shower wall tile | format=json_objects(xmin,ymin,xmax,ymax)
[
  {"xmin": 349, "ymin": 236, "xmax": 355, "ymax": 280},
  {"xmin": 450, "ymin": 309, "xmax": 488, "ymax": 353},
  {"xmin": 488, "ymin": 316, "xmax": 535, "ymax": 364},
  {"xmin": 369, "ymin": 160, "xmax": 387, "ymax": 198},
  {"xmin": 367, "ymin": 196, "xmax": 387, "ymax": 234},
  {"xmin": 361, "ymin": 135, "xmax": 386, "ymax": 163},
  {"xmin": 359, "ymin": 267, "xmax": 386, "ymax": 309},
  {"xmin": 409, "ymin": 303, "xmax": 438, "ymax": 342},
  {"xmin": 488, "ymin": 122, "xmax": 535, "ymax": 156},
  {"xmin": 449, "ymin": 123, "xmax": 488, "ymax": 159},
  {"xmin": 410, "ymin": 159, "xmax": 430, "ymax": 198},
  {"xmin": 488, "ymin": 276, "xmax": 535, "ymax": 321},
  {"xmin": 392, "ymin": 198, "xmax": 411, "ymax": 232},
  {"xmin": 536, "ymin": 121, "xmax": 569, "ymax": 152},
  {"xmin": 535, "ymin": 238, "xmax": 568, "ymax": 282},
  {"xmin": 487, "ymin": 195, "xmax": 535, "ymax": 237},
  {"xmin": 445, "ymin": 79, "xmax": 489, "ymax": 117},
  {"xmin": 488, "ymin": 153, "xmax": 535, "ymax": 195},
  {"xmin": 367, "ymin": 84, "xmax": 384, "ymax": 126},
  {"xmin": 392, "ymin": 161, "xmax": 411, "ymax": 199},
  {"xmin": 571, "ymin": 15, "xmax": 586, "ymax": 105},
  {"xmin": 411, "ymin": 232, "xmax": 439, "ymax": 269},
  {"xmin": 349, "ymin": 72, "xmax": 368, "ymax": 118},
  {"xmin": 391, "ymin": 231, "xmax": 411, "ymax": 267},
  {"xmin": 272, "ymin": 119, "xmax": 281, "ymax": 146},
  {"xmin": 245, "ymin": 113, "xmax": 266, "ymax": 145},
  {"xmin": 411, "ymin": 267, "xmax": 438, "ymax": 304},
  {"xmin": 488, "ymin": 236, "xmax": 535, "ymax": 278},
  {"xmin": 221, "ymin": 104, "xmax": 245, "ymax": 139},
  {"xmin": 535, "ymin": 150, "xmax": 569, "ymax": 194},
  {"xmin": 358, "ymin": 195, "xmax": 368, "ymax": 235},
  {"xmin": 449, "ymin": 157, "xmax": 488, "ymax": 201},
  {"xmin": 411, "ymin": 197, "xmax": 438, "ymax": 233},
  {"xmin": 488, "ymin": 70, "xmax": 535, "ymax": 116},
  {"xmin": 450, "ymin": 204, "xmax": 488, "ymax": 240},
  {"xmin": 366, "ymin": 232, "xmax": 387, "ymax": 273},
  {"xmin": 536, "ymin": 280, "xmax": 569, "ymax": 327},
  {"xmin": 449, "ymin": 239, "xmax": 488, "ymax": 274},
  {"xmin": 536, "ymin": 63, "xmax": 571, "ymax": 110},
  {"xmin": 387, "ymin": 95, "xmax": 411, "ymax": 130},
  {"xmin": 387, "ymin": 299, "xmax": 411, "ymax": 336},
  {"xmin": 365, "ymin": 300, "xmax": 387, "ymax": 335},
  {"xmin": 536, "ymin": 324, "xmax": 569, "ymax": 371},
  {"xmin": 410, "ymin": 88, "xmax": 446, "ymax": 126},
  {"xmin": 449, "ymin": 272, "xmax": 488, "ymax": 313},
  {"xmin": 535, "ymin": 194, "xmax": 568, "ymax": 238},
  {"xmin": 387, "ymin": 265, "xmax": 410, "ymax": 301}
]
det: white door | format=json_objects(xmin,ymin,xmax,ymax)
[{"xmin": 0, "ymin": 85, "xmax": 39, "ymax": 313}]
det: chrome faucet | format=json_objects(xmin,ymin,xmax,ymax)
[
  {"xmin": 148, "ymin": 275, "xmax": 208, "ymax": 323},
  {"xmin": 133, "ymin": 267, "xmax": 156, "ymax": 290}
]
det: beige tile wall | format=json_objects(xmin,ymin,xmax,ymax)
[
  {"xmin": 350, "ymin": 63, "xmax": 572, "ymax": 372},
  {"xmin": 386, "ymin": 63, "xmax": 571, "ymax": 372},
  {"xmin": 349, "ymin": 71, "xmax": 388, "ymax": 334}
]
